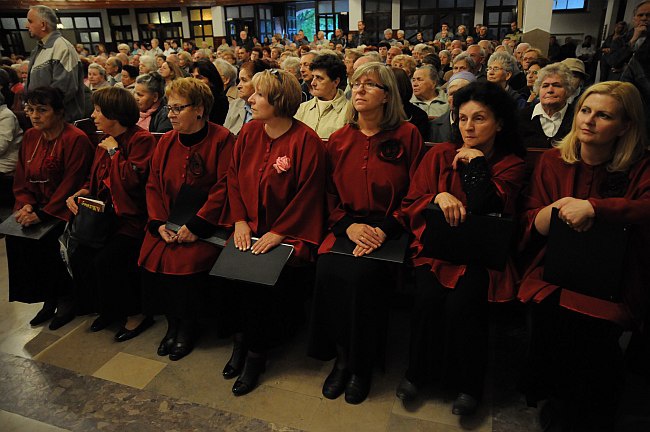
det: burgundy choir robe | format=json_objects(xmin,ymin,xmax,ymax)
[
  {"xmin": 318, "ymin": 122, "xmax": 424, "ymax": 254},
  {"xmin": 139, "ymin": 123, "xmax": 235, "ymax": 275},
  {"xmin": 227, "ymin": 120, "xmax": 326, "ymax": 263},
  {"xmin": 398, "ymin": 142, "xmax": 526, "ymax": 302},
  {"xmin": 518, "ymin": 148, "xmax": 650, "ymax": 327},
  {"xmin": 84, "ymin": 126, "xmax": 155, "ymax": 239},
  {"xmin": 13, "ymin": 123, "xmax": 94, "ymax": 221}
]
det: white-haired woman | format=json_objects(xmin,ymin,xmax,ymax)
[
  {"xmin": 213, "ymin": 59, "xmax": 238, "ymax": 102},
  {"xmin": 87, "ymin": 63, "xmax": 110, "ymax": 92},
  {"xmin": 486, "ymin": 51, "xmax": 526, "ymax": 108}
]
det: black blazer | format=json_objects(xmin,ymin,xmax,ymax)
[{"xmin": 518, "ymin": 103, "xmax": 574, "ymax": 148}]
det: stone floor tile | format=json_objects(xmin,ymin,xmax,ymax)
[
  {"xmin": 0, "ymin": 409, "xmax": 71, "ymax": 432},
  {"xmin": 92, "ymin": 352, "xmax": 167, "ymax": 389}
]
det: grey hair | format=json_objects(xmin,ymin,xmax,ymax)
[
  {"xmin": 417, "ymin": 64, "xmax": 439, "ymax": 83},
  {"xmin": 88, "ymin": 63, "xmax": 106, "ymax": 77},
  {"xmin": 135, "ymin": 72, "xmax": 166, "ymax": 98},
  {"xmin": 281, "ymin": 56, "xmax": 301, "ymax": 75},
  {"xmin": 139, "ymin": 55, "xmax": 157, "ymax": 72},
  {"xmin": 467, "ymin": 44, "xmax": 486, "ymax": 59},
  {"xmin": 533, "ymin": 62, "xmax": 576, "ymax": 96},
  {"xmin": 397, "ymin": 29, "xmax": 405, "ymax": 37},
  {"xmin": 439, "ymin": 49, "xmax": 451, "ymax": 59},
  {"xmin": 117, "ymin": 43, "xmax": 130, "ymax": 52},
  {"xmin": 634, "ymin": 0, "xmax": 650, "ymax": 14},
  {"xmin": 30, "ymin": 6, "xmax": 57, "ymax": 31},
  {"xmin": 363, "ymin": 51, "xmax": 382, "ymax": 62},
  {"xmin": 487, "ymin": 51, "xmax": 516, "ymax": 73},
  {"xmin": 384, "ymin": 28, "xmax": 393, "ymax": 36},
  {"xmin": 453, "ymin": 52, "xmax": 477, "ymax": 72},
  {"xmin": 214, "ymin": 59, "xmax": 237, "ymax": 88},
  {"xmin": 516, "ymin": 42, "xmax": 531, "ymax": 52},
  {"xmin": 413, "ymin": 43, "xmax": 428, "ymax": 53}
]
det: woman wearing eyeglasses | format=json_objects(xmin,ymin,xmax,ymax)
[
  {"xmin": 139, "ymin": 77, "xmax": 235, "ymax": 361},
  {"xmin": 224, "ymin": 68, "xmax": 326, "ymax": 396},
  {"xmin": 65, "ymin": 86, "xmax": 156, "ymax": 341},
  {"xmin": 308, "ymin": 62, "xmax": 423, "ymax": 404},
  {"xmin": 6, "ymin": 87, "xmax": 94, "ymax": 329},
  {"xmin": 518, "ymin": 58, "xmax": 550, "ymax": 106}
]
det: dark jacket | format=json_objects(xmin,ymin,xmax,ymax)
[
  {"xmin": 404, "ymin": 103, "xmax": 430, "ymax": 142},
  {"xmin": 518, "ymin": 104, "xmax": 574, "ymax": 148},
  {"xmin": 149, "ymin": 103, "xmax": 172, "ymax": 133},
  {"xmin": 427, "ymin": 109, "xmax": 454, "ymax": 144}
]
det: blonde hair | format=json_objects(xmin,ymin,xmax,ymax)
[
  {"xmin": 251, "ymin": 69, "xmax": 302, "ymax": 118},
  {"xmin": 166, "ymin": 77, "xmax": 214, "ymax": 117},
  {"xmin": 556, "ymin": 81, "xmax": 647, "ymax": 172},
  {"xmin": 345, "ymin": 62, "xmax": 406, "ymax": 131},
  {"xmin": 392, "ymin": 54, "xmax": 416, "ymax": 76}
]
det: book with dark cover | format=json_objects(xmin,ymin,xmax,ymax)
[
  {"xmin": 543, "ymin": 207, "xmax": 629, "ymax": 302},
  {"xmin": 210, "ymin": 238, "xmax": 294, "ymax": 286},
  {"xmin": 421, "ymin": 203, "xmax": 515, "ymax": 271},
  {"xmin": 0, "ymin": 212, "xmax": 62, "ymax": 240}
]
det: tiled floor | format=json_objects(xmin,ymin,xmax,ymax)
[{"xmin": 0, "ymin": 237, "xmax": 600, "ymax": 431}]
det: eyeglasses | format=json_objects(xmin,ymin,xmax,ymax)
[
  {"xmin": 165, "ymin": 103, "xmax": 192, "ymax": 115},
  {"xmin": 351, "ymin": 81, "xmax": 387, "ymax": 91},
  {"xmin": 487, "ymin": 66, "xmax": 504, "ymax": 73}
]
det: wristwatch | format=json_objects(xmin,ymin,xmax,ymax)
[{"xmin": 107, "ymin": 147, "xmax": 118, "ymax": 157}]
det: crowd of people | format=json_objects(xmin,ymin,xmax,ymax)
[{"xmin": 1, "ymin": 3, "xmax": 649, "ymax": 431}]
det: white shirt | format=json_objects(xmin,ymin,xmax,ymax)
[{"xmin": 532, "ymin": 103, "xmax": 569, "ymax": 138}]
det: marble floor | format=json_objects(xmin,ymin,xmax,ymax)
[{"xmin": 0, "ymin": 237, "xmax": 647, "ymax": 432}]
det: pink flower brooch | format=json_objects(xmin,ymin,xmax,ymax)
[{"xmin": 273, "ymin": 156, "xmax": 291, "ymax": 174}]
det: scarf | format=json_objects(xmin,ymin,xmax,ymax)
[{"xmin": 137, "ymin": 100, "xmax": 161, "ymax": 131}]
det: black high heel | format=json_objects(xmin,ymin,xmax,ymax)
[
  {"xmin": 232, "ymin": 354, "xmax": 266, "ymax": 396},
  {"xmin": 222, "ymin": 339, "xmax": 247, "ymax": 379}
]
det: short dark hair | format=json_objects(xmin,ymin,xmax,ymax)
[
  {"xmin": 527, "ymin": 58, "xmax": 550, "ymax": 70},
  {"xmin": 24, "ymin": 87, "xmax": 65, "ymax": 113},
  {"xmin": 391, "ymin": 67, "xmax": 412, "ymax": 103},
  {"xmin": 122, "ymin": 64, "xmax": 139, "ymax": 79},
  {"xmin": 91, "ymin": 86, "xmax": 140, "ymax": 127},
  {"xmin": 240, "ymin": 59, "xmax": 272, "ymax": 77},
  {"xmin": 452, "ymin": 81, "xmax": 525, "ymax": 158},
  {"xmin": 378, "ymin": 41, "xmax": 391, "ymax": 49},
  {"xmin": 309, "ymin": 54, "xmax": 347, "ymax": 88}
]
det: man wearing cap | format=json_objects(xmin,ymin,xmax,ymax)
[
  {"xmin": 428, "ymin": 72, "xmax": 476, "ymax": 143},
  {"xmin": 561, "ymin": 58, "xmax": 588, "ymax": 104}
]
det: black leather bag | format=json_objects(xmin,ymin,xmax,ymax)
[{"xmin": 69, "ymin": 198, "xmax": 113, "ymax": 248}]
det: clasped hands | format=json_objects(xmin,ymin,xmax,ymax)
[
  {"xmin": 233, "ymin": 220, "xmax": 285, "ymax": 254},
  {"xmin": 159, "ymin": 224, "xmax": 198, "ymax": 244},
  {"xmin": 552, "ymin": 197, "xmax": 595, "ymax": 232},
  {"xmin": 14, "ymin": 204, "xmax": 40, "ymax": 227},
  {"xmin": 346, "ymin": 223, "xmax": 387, "ymax": 257}
]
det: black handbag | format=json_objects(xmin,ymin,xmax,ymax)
[{"xmin": 69, "ymin": 197, "xmax": 113, "ymax": 248}]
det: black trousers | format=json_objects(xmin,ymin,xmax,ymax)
[
  {"xmin": 70, "ymin": 234, "xmax": 143, "ymax": 317},
  {"xmin": 405, "ymin": 265, "xmax": 489, "ymax": 399},
  {"xmin": 522, "ymin": 290, "xmax": 623, "ymax": 432},
  {"xmin": 141, "ymin": 269, "xmax": 209, "ymax": 321}
]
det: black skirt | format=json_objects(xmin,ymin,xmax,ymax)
[
  {"xmin": 141, "ymin": 269, "xmax": 210, "ymax": 320},
  {"xmin": 6, "ymin": 223, "xmax": 72, "ymax": 304},
  {"xmin": 307, "ymin": 252, "xmax": 397, "ymax": 373}
]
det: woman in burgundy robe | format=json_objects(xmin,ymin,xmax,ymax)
[
  {"xmin": 397, "ymin": 82, "xmax": 526, "ymax": 415},
  {"xmin": 308, "ymin": 62, "xmax": 424, "ymax": 405},
  {"xmin": 6, "ymin": 87, "xmax": 93, "ymax": 329},
  {"xmin": 139, "ymin": 78, "xmax": 235, "ymax": 361},
  {"xmin": 518, "ymin": 81, "xmax": 650, "ymax": 431},
  {"xmin": 224, "ymin": 68, "xmax": 326, "ymax": 396},
  {"xmin": 66, "ymin": 86, "xmax": 156, "ymax": 341}
]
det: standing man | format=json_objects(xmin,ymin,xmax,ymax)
[
  {"xmin": 25, "ymin": 5, "xmax": 84, "ymax": 122},
  {"xmin": 331, "ymin": 28, "xmax": 346, "ymax": 48},
  {"xmin": 239, "ymin": 31, "xmax": 254, "ymax": 51},
  {"xmin": 353, "ymin": 21, "xmax": 372, "ymax": 47}
]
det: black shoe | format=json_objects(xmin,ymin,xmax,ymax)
[
  {"xmin": 48, "ymin": 312, "xmax": 75, "ymax": 330},
  {"xmin": 322, "ymin": 367, "xmax": 350, "ymax": 400},
  {"xmin": 232, "ymin": 355, "xmax": 266, "ymax": 396},
  {"xmin": 114, "ymin": 316, "xmax": 155, "ymax": 342},
  {"xmin": 396, "ymin": 377, "xmax": 419, "ymax": 402},
  {"xmin": 90, "ymin": 315, "xmax": 115, "ymax": 332},
  {"xmin": 168, "ymin": 340, "xmax": 193, "ymax": 361},
  {"xmin": 222, "ymin": 340, "xmax": 247, "ymax": 379},
  {"xmin": 157, "ymin": 336, "xmax": 175, "ymax": 356},
  {"xmin": 344, "ymin": 373, "xmax": 371, "ymax": 405},
  {"xmin": 29, "ymin": 307, "xmax": 55, "ymax": 326},
  {"xmin": 452, "ymin": 393, "xmax": 479, "ymax": 416}
]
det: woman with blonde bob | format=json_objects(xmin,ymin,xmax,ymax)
[
  {"xmin": 519, "ymin": 81, "xmax": 650, "ymax": 431},
  {"xmin": 223, "ymin": 69, "xmax": 326, "ymax": 396},
  {"xmin": 139, "ymin": 78, "xmax": 235, "ymax": 362},
  {"xmin": 308, "ymin": 62, "xmax": 424, "ymax": 404}
]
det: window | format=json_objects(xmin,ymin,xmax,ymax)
[
  {"xmin": 188, "ymin": 7, "xmax": 213, "ymax": 50},
  {"xmin": 136, "ymin": 8, "xmax": 183, "ymax": 43},
  {"xmin": 364, "ymin": 0, "xmax": 392, "ymax": 44},
  {"xmin": 258, "ymin": 6, "xmax": 273, "ymax": 44},
  {"xmin": 483, "ymin": 0, "xmax": 517, "ymax": 41},
  {"xmin": 58, "ymin": 12, "xmax": 104, "ymax": 54},
  {"xmin": 108, "ymin": 9, "xmax": 132, "ymax": 44},
  {"xmin": 0, "ymin": 14, "xmax": 27, "ymax": 55},
  {"xmin": 401, "ymin": 0, "xmax": 473, "ymax": 43},
  {"xmin": 317, "ymin": 0, "xmax": 348, "ymax": 41},
  {"xmin": 553, "ymin": 0, "xmax": 587, "ymax": 11}
]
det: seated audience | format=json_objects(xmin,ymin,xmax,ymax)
[
  {"xmin": 223, "ymin": 60, "xmax": 272, "ymax": 135},
  {"xmin": 134, "ymin": 72, "xmax": 172, "ymax": 133}
]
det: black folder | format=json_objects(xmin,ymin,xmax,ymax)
[
  {"xmin": 543, "ymin": 207, "xmax": 629, "ymax": 302},
  {"xmin": 210, "ymin": 238, "xmax": 294, "ymax": 286},
  {"xmin": 330, "ymin": 231, "xmax": 409, "ymax": 263},
  {"xmin": 165, "ymin": 184, "xmax": 209, "ymax": 232},
  {"xmin": 0, "ymin": 212, "xmax": 62, "ymax": 240},
  {"xmin": 421, "ymin": 203, "xmax": 515, "ymax": 271}
]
